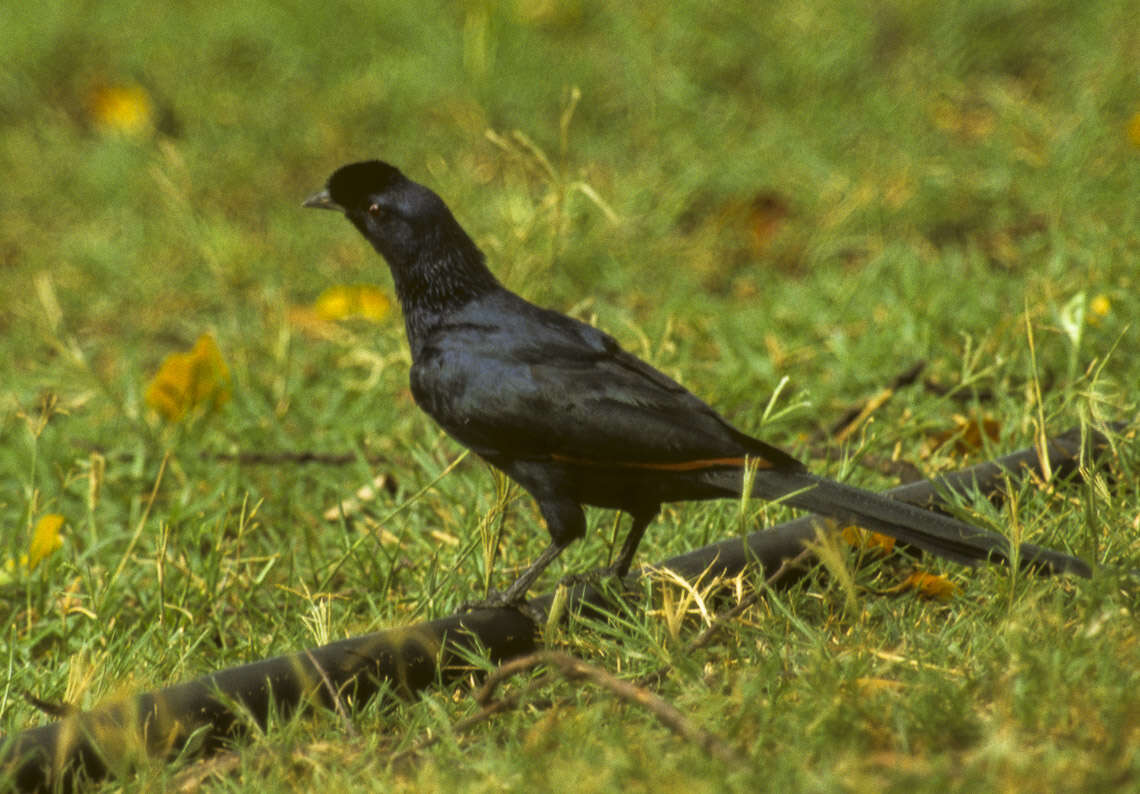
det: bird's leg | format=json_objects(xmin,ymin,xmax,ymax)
[
  {"xmin": 611, "ymin": 508, "xmax": 657, "ymax": 577},
  {"xmin": 460, "ymin": 540, "xmax": 570, "ymax": 613},
  {"xmin": 560, "ymin": 507, "xmax": 659, "ymax": 590},
  {"xmin": 498, "ymin": 541, "xmax": 568, "ymax": 603}
]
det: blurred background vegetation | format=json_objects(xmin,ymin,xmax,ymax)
[{"xmin": 1, "ymin": 0, "xmax": 1138, "ymax": 789}]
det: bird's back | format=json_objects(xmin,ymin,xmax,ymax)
[{"xmin": 410, "ymin": 288, "xmax": 802, "ymax": 472}]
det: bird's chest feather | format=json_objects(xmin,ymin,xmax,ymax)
[{"xmin": 409, "ymin": 343, "xmax": 554, "ymax": 450}]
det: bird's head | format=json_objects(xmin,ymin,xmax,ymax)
[
  {"xmin": 304, "ymin": 160, "xmax": 455, "ymax": 268},
  {"xmin": 305, "ymin": 160, "xmax": 498, "ymax": 317}
]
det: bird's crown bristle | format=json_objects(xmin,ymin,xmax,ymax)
[{"xmin": 326, "ymin": 160, "xmax": 406, "ymax": 207}]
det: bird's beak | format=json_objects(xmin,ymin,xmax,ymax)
[{"xmin": 302, "ymin": 189, "xmax": 343, "ymax": 212}]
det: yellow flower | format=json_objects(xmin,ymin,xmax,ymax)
[
  {"xmin": 313, "ymin": 284, "xmax": 391, "ymax": 323},
  {"xmin": 1128, "ymin": 112, "xmax": 1140, "ymax": 149},
  {"xmin": 28, "ymin": 514, "xmax": 65, "ymax": 571},
  {"xmin": 145, "ymin": 334, "xmax": 232, "ymax": 422},
  {"xmin": 0, "ymin": 514, "xmax": 65, "ymax": 583},
  {"xmin": 1089, "ymin": 294, "xmax": 1111, "ymax": 325},
  {"xmin": 87, "ymin": 82, "xmax": 156, "ymax": 137}
]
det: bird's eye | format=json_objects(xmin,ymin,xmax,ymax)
[{"xmin": 368, "ymin": 203, "xmax": 384, "ymax": 217}]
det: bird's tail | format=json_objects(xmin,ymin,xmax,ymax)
[{"xmin": 719, "ymin": 467, "xmax": 1091, "ymax": 577}]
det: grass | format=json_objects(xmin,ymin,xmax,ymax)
[{"xmin": 2, "ymin": 0, "xmax": 1138, "ymax": 789}]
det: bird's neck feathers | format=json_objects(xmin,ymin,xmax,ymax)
[{"xmin": 385, "ymin": 217, "xmax": 501, "ymax": 356}]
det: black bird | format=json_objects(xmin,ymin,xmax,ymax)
[{"xmin": 304, "ymin": 160, "xmax": 1090, "ymax": 603}]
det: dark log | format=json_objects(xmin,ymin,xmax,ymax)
[{"xmin": 1, "ymin": 425, "xmax": 1111, "ymax": 792}]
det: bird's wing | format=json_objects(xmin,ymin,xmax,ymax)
[{"xmin": 410, "ymin": 294, "xmax": 800, "ymax": 470}]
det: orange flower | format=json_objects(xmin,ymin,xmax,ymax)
[
  {"xmin": 841, "ymin": 525, "xmax": 896, "ymax": 554},
  {"xmin": 890, "ymin": 571, "xmax": 960, "ymax": 601}
]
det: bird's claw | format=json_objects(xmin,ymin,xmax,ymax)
[
  {"xmin": 458, "ymin": 591, "xmax": 547, "ymax": 624},
  {"xmin": 458, "ymin": 590, "xmax": 520, "ymax": 613},
  {"xmin": 558, "ymin": 564, "xmax": 629, "ymax": 592}
]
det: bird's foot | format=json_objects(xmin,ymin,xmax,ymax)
[
  {"xmin": 459, "ymin": 590, "xmax": 547, "ymax": 624},
  {"xmin": 458, "ymin": 589, "xmax": 520, "ymax": 612},
  {"xmin": 558, "ymin": 564, "xmax": 631, "ymax": 593}
]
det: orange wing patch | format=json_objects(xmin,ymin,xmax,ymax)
[{"xmin": 550, "ymin": 454, "xmax": 773, "ymax": 471}]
